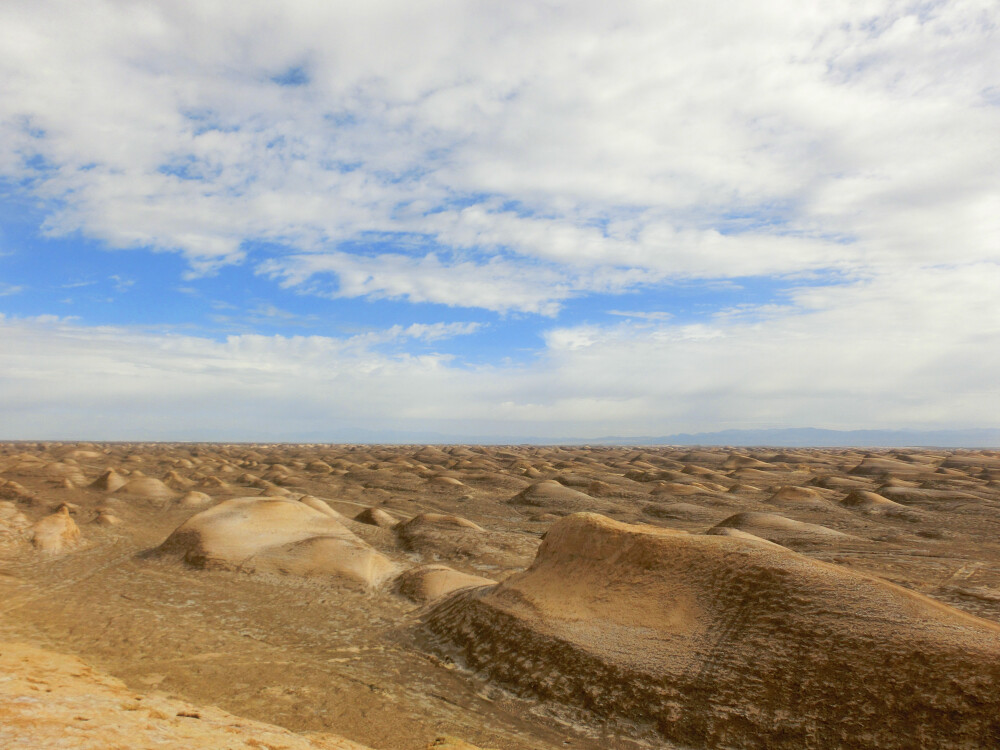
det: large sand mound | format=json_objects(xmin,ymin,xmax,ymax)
[
  {"xmin": 156, "ymin": 497, "xmax": 397, "ymax": 587},
  {"xmin": 425, "ymin": 513, "xmax": 1000, "ymax": 749}
]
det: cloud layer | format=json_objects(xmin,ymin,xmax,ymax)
[
  {"xmin": 2, "ymin": 262, "xmax": 997, "ymax": 439},
  {"xmin": 2, "ymin": 1, "xmax": 998, "ymax": 307},
  {"xmin": 0, "ymin": 1, "xmax": 998, "ymax": 437}
]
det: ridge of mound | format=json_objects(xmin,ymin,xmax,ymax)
[
  {"xmin": 156, "ymin": 497, "xmax": 396, "ymax": 587},
  {"xmin": 425, "ymin": 513, "xmax": 1000, "ymax": 749}
]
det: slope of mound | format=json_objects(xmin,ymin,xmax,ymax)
[
  {"xmin": 710, "ymin": 511, "xmax": 853, "ymax": 547},
  {"xmin": 425, "ymin": 513, "xmax": 1000, "ymax": 749},
  {"xmin": 0, "ymin": 640, "xmax": 373, "ymax": 750},
  {"xmin": 155, "ymin": 497, "xmax": 396, "ymax": 587}
]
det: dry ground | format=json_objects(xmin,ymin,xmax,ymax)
[{"xmin": 2, "ymin": 442, "xmax": 1000, "ymax": 748}]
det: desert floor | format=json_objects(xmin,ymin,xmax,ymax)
[{"xmin": 2, "ymin": 442, "xmax": 1000, "ymax": 749}]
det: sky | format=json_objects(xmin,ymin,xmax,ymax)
[{"xmin": 0, "ymin": 0, "xmax": 998, "ymax": 441}]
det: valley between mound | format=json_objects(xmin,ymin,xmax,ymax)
[{"xmin": 3, "ymin": 442, "xmax": 1000, "ymax": 749}]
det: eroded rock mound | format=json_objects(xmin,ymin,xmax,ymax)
[
  {"xmin": 509, "ymin": 480, "xmax": 607, "ymax": 512},
  {"xmin": 710, "ymin": 511, "xmax": 853, "ymax": 547},
  {"xmin": 354, "ymin": 506, "xmax": 399, "ymax": 528},
  {"xmin": 395, "ymin": 564, "xmax": 495, "ymax": 603},
  {"xmin": 88, "ymin": 468, "xmax": 127, "ymax": 492},
  {"xmin": 425, "ymin": 513, "xmax": 1000, "ymax": 750},
  {"xmin": 156, "ymin": 497, "xmax": 396, "ymax": 587},
  {"xmin": 31, "ymin": 506, "xmax": 81, "ymax": 553},
  {"xmin": 113, "ymin": 476, "xmax": 177, "ymax": 500}
]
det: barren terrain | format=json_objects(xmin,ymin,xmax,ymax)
[{"xmin": 3, "ymin": 442, "xmax": 1000, "ymax": 748}]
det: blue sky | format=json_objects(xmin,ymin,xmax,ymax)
[{"xmin": 0, "ymin": 1, "xmax": 998, "ymax": 440}]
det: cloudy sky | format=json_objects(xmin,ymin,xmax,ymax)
[{"xmin": 0, "ymin": 0, "xmax": 998, "ymax": 441}]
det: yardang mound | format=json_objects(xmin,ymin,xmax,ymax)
[
  {"xmin": 156, "ymin": 497, "xmax": 396, "ymax": 587},
  {"xmin": 425, "ymin": 513, "xmax": 1000, "ymax": 750}
]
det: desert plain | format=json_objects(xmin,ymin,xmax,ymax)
[{"xmin": 2, "ymin": 441, "xmax": 1000, "ymax": 749}]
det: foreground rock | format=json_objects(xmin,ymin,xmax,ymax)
[
  {"xmin": 0, "ymin": 640, "xmax": 372, "ymax": 750},
  {"xmin": 425, "ymin": 513, "xmax": 1000, "ymax": 749}
]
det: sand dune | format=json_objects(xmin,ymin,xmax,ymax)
[{"xmin": 426, "ymin": 512, "xmax": 1000, "ymax": 749}]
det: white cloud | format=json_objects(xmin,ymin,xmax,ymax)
[
  {"xmin": 607, "ymin": 311, "xmax": 673, "ymax": 322},
  {"xmin": 1, "ymin": 263, "xmax": 997, "ymax": 439},
  {"xmin": 0, "ymin": 2, "xmax": 997, "ymax": 437},
  {"xmin": 0, "ymin": 1, "xmax": 996, "ymax": 313},
  {"xmin": 260, "ymin": 251, "xmax": 572, "ymax": 315}
]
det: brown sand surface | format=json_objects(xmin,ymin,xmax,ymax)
[{"xmin": 2, "ymin": 443, "xmax": 1000, "ymax": 749}]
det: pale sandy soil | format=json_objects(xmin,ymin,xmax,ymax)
[{"xmin": 2, "ymin": 442, "xmax": 1000, "ymax": 749}]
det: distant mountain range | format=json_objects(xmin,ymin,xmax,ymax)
[
  {"xmin": 17, "ymin": 426, "xmax": 1000, "ymax": 448},
  {"xmin": 284, "ymin": 426, "xmax": 1000, "ymax": 448},
  {"xmin": 581, "ymin": 428, "xmax": 1000, "ymax": 448}
]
